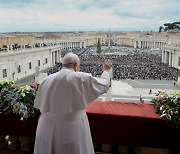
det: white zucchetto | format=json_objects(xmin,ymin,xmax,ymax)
[{"xmin": 62, "ymin": 52, "xmax": 79, "ymax": 64}]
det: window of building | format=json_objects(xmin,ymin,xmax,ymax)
[
  {"xmin": 2, "ymin": 69, "xmax": 7, "ymax": 78},
  {"xmin": 29, "ymin": 62, "xmax": 32, "ymax": 69},
  {"xmin": 45, "ymin": 58, "xmax": 48, "ymax": 64},
  {"xmin": 38, "ymin": 60, "xmax": 41, "ymax": 66},
  {"xmin": 179, "ymin": 57, "xmax": 180, "ymax": 66},
  {"xmin": 18, "ymin": 65, "xmax": 21, "ymax": 73}
]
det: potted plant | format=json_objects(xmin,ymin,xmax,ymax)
[{"xmin": 0, "ymin": 80, "xmax": 39, "ymax": 120}]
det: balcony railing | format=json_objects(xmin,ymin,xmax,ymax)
[{"xmin": 0, "ymin": 101, "xmax": 180, "ymax": 154}]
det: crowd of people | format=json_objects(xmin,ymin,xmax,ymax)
[{"xmin": 47, "ymin": 46, "xmax": 179, "ymax": 81}]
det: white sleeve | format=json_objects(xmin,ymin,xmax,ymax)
[
  {"xmin": 80, "ymin": 71, "xmax": 110, "ymax": 104},
  {"xmin": 93, "ymin": 71, "xmax": 110, "ymax": 88}
]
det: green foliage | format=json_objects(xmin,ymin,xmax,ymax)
[
  {"xmin": 159, "ymin": 26, "xmax": 163, "ymax": 32},
  {"xmin": 0, "ymin": 80, "xmax": 15, "ymax": 91},
  {"xmin": 96, "ymin": 38, "xmax": 102, "ymax": 53},
  {"xmin": 173, "ymin": 22, "xmax": 180, "ymax": 25},
  {"xmin": 0, "ymin": 80, "xmax": 39, "ymax": 120},
  {"xmin": 159, "ymin": 22, "xmax": 180, "ymax": 32},
  {"xmin": 151, "ymin": 91, "xmax": 180, "ymax": 129}
]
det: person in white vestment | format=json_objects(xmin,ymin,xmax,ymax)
[{"xmin": 33, "ymin": 52, "xmax": 112, "ymax": 154}]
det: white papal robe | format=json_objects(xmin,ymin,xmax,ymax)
[{"xmin": 33, "ymin": 68, "xmax": 110, "ymax": 154}]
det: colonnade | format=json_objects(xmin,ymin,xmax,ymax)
[
  {"xmin": 162, "ymin": 45, "xmax": 180, "ymax": 69},
  {"xmin": 162, "ymin": 50, "xmax": 175, "ymax": 67},
  {"xmin": 134, "ymin": 40, "xmax": 167, "ymax": 49},
  {"xmin": 2, "ymin": 40, "xmax": 86, "ymax": 52},
  {"xmin": 59, "ymin": 41, "xmax": 85, "ymax": 49},
  {"xmin": 50, "ymin": 49, "xmax": 61, "ymax": 66}
]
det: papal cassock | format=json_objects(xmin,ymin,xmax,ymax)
[{"xmin": 33, "ymin": 67, "xmax": 110, "ymax": 154}]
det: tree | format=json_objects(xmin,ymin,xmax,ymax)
[
  {"xmin": 96, "ymin": 38, "xmax": 102, "ymax": 54},
  {"xmin": 173, "ymin": 22, "xmax": 180, "ymax": 25},
  {"xmin": 164, "ymin": 23, "xmax": 173, "ymax": 31},
  {"xmin": 163, "ymin": 22, "xmax": 180, "ymax": 31},
  {"xmin": 159, "ymin": 26, "xmax": 163, "ymax": 32}
]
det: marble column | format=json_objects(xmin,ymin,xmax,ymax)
[
  {"xmin": 166, "ymin": 52, "xmax": 169, "ymax": 64},
  {"xmin": 162, "ymin": 51, "xmax": 165, "ymax": 63},
  {"xmin": 169, "ymin": 52, "xmax": 172, "ymax": 66},
  {"xmin": 52, "ymin": 51, "xmax": 54, "ymax": 66},
  {"xmin": 172, "ymin": 50, "xmax": 175, "ymax": 67},
  {"xmin": 59, "ymin": 50, "xmax": 61, "ymax": 62},
  {"xmin": 134, "ymin": 41, "xmax": 137, "ymax": 48},
  {"xmin": 164, "ymin": 51, "xmax": 167, "ymax": 64},
  {"xmin": 154, "ymin": 42, "xmax": 156, "ymax": 49}
]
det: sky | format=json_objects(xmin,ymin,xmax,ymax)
[{"xmin": 0, "ymin": 0, "xmax": 179, "ymax": 33}]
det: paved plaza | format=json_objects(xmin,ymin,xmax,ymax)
[
  {"xmin": 98, "ymin": 79, "xmax": 179, "ymax": 103},
  {"xmin": 15, "ymin": 74, "xmax": 36, "ymax": 86},
  {"xmin": 15, "ymin": 72, "xmax": 179, "ymax": 103}
]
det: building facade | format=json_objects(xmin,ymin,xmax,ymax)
[
  {"xmin": 0, "ymin": 33, "xmax": 94, "ymax": 81},
  {"xmin": 162, "ymin": 41, "xmax": 180, "ymax": 70},
  {"xmin": 0, "ymin": 32, "xmax": 179, "ymax": 81}
]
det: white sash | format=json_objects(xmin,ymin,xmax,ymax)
[{"xmin": 40, "ymin": 109, "xmax": 86, "ymax": 122}]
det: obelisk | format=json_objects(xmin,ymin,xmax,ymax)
[{"xmin": 108, "ymin": 27, "xmax": 111, "ymax": 52}]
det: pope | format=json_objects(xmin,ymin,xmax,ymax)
[{"xmin": 33, "ymin": 52, "xmax": 112, "ymax": 154}]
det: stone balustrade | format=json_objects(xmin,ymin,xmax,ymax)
[{"xmin": 0, "ymin": 135, "xmax": 180, "ymax": 154}]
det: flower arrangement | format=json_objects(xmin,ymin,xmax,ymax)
[
  {"xmin": 151, "ymin": 90, "xmax": 180, "ymax": 129},
  {"xmin": 0, "ymin": 80, "xmax": 39, "ymax": 120}
]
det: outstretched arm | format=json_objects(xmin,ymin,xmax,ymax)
[{"xmin": 81, "ymin": 59, "xmax": 113, "ymax": 104}]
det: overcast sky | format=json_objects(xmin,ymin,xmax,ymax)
[{"xmin": 0, "ymin": 0, "xmax": 179, "ymax": 32}]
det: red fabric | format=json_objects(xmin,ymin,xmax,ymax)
[
  {"xmin": 0, "ymin": 101, "xmax": 179, "ymax": 149},
  {"xmin": 87, "ymin": 101, "xmax": 160, "ymax": 118},
  {"xmin": 87, "ymin": 101, "xmax": 180, "ymax": 149}
]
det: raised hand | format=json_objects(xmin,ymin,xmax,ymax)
[{"xmin": 103, "ymin": 59, "xmax": 112, "ymax": 71}]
